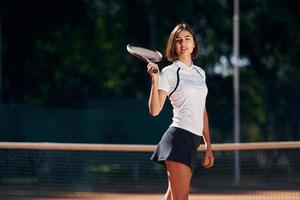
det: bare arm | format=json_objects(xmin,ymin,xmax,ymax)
[
  {"xmin": 147, "ymin": 63, "xmax": 167, "ymax": 116},
  {"xmin": 203, "ymin": 108, "xmax": 212, "ymax": 149},
  {"xmin": 202, "ymin": 107, "xmax": 214, "ymax": 168}
]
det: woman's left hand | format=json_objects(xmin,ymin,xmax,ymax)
[{"xmin": 202, "ymin": 149, "xmax": 214, "ymax": 168}]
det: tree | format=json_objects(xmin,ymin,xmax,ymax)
[{"xmin": 1, "ymin": 0, "xmax": 299, "ymax": 142}]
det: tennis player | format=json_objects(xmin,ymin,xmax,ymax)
[{"xmin": 147, "ymin": 23, "xmax": 214, "ymax": 200}]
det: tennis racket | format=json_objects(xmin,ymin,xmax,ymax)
[{"xmin": 126, "ymin": 44, "xmax": 163, "ymax": 73}]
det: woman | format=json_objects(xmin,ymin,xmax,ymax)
[{"xmin": 147, "ymin": 23, "xmax": 214, "ymax": 200}]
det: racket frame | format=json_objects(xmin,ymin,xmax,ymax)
[{"xmin": 126, "ymin": 44, "xmax": 162, "ymax": 73}]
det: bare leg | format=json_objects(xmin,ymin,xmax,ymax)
[
  {"xmin": 165, "ymin": 160, "xmax": 192, "ymax": 200},
  {"xmin": 162, "ymin": 176, "xmax": 172, "ymax": 200}
]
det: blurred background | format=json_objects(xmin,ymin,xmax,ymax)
[
  {"xmin": 0, "ymin": 0, "xmax": 299, "ymax": 144},
  {"xmin": 0, "ymin": 1, "xmax": 299, "ymax": 199}
]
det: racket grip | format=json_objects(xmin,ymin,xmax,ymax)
[{"xmin": 152, "ymin": 68, "xmax": 158, "ymax": 74}]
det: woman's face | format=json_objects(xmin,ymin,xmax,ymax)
[{"xmin": 175, "ymin": 30, "xmax": 195, "ymax": 58}]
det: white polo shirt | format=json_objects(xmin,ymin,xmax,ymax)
[{"xmin": 158, "ymin": 60, "xmax": 208, "ymax": 136}]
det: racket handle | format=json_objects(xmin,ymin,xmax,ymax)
[{"xmin": 152, "ymin": 68, "xmax": 158, "ymax": 74}]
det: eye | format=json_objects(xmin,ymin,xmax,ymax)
[{"xmin": 175, "ymin": 38, "xmax": 182, "ymax": 43}]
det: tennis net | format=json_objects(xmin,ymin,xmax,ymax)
[{"xmin": 0, "ymin": 141, "xmax": 299, "ymax": 200}]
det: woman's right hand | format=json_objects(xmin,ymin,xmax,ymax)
[{"xmin": 147, "ymin": 63, "xmax": 159, "ymax": 78}]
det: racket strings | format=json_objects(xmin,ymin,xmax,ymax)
[{"xmin": 130, "ymin": 46, "xmax": 162, "ymax": 62}]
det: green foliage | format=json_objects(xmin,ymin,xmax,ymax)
[{"xmin": 1, "ymin": 0, "xmax": 299, "ymax": 142}]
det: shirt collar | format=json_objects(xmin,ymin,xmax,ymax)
[{"xmin": 174, "ymin": 60, "xmax": 194, "ymax": 69}]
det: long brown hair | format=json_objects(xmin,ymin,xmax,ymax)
[{"xmin": 165, "ymin": 23, "xmax": 199, "ymax": 62}]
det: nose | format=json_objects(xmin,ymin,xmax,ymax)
[{"xmin": 179, "ymin": 40, "xmax": 187, "ymax": 47}]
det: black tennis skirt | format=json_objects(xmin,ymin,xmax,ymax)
[{"xmin": 150, "ymin": 126, "xmax": 203, "ymax": 171}]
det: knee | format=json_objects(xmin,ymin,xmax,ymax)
[{"xmin": 172, "ymin": 191, "xmax": 189, "ymax": 200}]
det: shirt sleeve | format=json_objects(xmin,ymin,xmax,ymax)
[
  {"xmin": 202, "ymin": 69, "xmax": 206, "ymax": 80},
  {"xmin": 197, "ymin": 67, "xmax": 206, "ymax": 81},
  {"xmin": 158, "ymin": 69, "xmax": 170, "ymax": 93}
]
